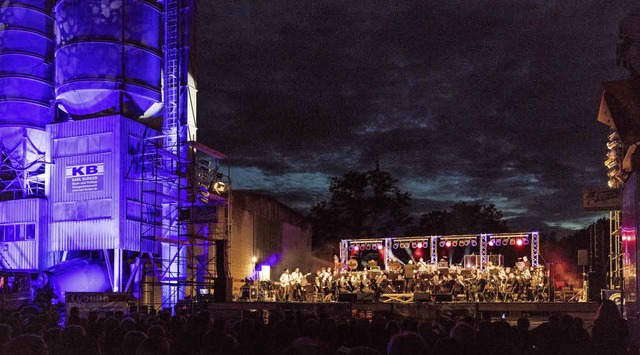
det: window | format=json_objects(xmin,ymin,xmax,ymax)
[
  {"xmin": 4, "ymin": 226, "xmax": 14, "ymax": 242},
  {"xmin": 15, "ymin": 224, "xmax": 24, "ymax": 241},
  {"xmin": 0, "ymin": 224, "xmax": 36, "ymax": 242},
  {"xmin": 25, "ymin": 224, "xmax": 35, "ymax": 240}
]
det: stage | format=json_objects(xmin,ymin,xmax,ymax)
[{"xmin": 207, "ymin": 299, "xmax": 599, "ymax": 327}]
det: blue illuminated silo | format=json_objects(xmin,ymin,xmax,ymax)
[
  {"xmin": 0, "ymin": 1, "xmax": 54, "ymax": 272},
  {"xmin": 54, "ymin": 0, "xmax": 162, "ymax": 120},
  {"xmin": 0, "ymin": 1, "xmax": 53, "ymax": 200},
  {"xmin": 0, "ymin": 0, "xmax": 54, "ymax": 127}
]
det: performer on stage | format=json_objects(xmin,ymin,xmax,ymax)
[
  {"xmin": 290, "ymin": 267, "xmax": 302, "ymax": 301},
  {"xmin": 416, "ymin": 257, "xmax": 428, "ymax": 272},
  {"xmin": 333, "ymin": 255, "xmax": 343, "ymax": 275},
  {"xmin": 403, "ymin": 260, "xmax": 417, "ymax": 293},
  {"xmin": 279, "ymin": 269, "xmax": 291, "ymax": 301}
]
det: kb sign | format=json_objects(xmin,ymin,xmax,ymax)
[
  {"xmin": 66, "ymin": 164, "xmax": 104, "ymax": 177},
  {"xmin": 66, "ymin": 163, "xmax": 104, "ymax": 193}
]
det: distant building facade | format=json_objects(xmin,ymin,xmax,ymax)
[{"xmin": 230, "ymin": 191, "xmax": 312, "ymax": 295}]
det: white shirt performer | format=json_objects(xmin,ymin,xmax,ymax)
[{"xmin": 279, "ymin": 269, "xmax": 291, "ymax": 301}]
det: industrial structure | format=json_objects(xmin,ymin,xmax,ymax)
[
  {"xmin": 595, "ymin": 8, "xmax": 640, "ymax": 339},
  {"xmin": 0, "ymin": 0, "xmax": 231, "ymax": 311}
]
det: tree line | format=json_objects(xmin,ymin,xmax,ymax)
[{"xmin": 309, "ymin": 166, "xmax": 510, "ymax": 244}]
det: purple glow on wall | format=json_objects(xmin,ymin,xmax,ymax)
[{"xmin": 262, "ymin": 253, "xmax": 282, "ymax": 267}]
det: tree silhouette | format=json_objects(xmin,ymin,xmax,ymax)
[
  {"xmin": 408, "ymin": 201, "xmax": 510, "ymax": 235},
  {"xmin": 310, "ymin": 167, "xmax": 412, "ymax": 245}
]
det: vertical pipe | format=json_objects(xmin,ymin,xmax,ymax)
[{"xmin": 113, "ymin": 248, "xmax": 123, "ymax": 292}]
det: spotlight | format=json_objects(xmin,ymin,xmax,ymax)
[
  {"xmin": 417, "ymin": 242, "xmax": 423, "ymax": 249},
  {"xmin": 371, "ymin": 244, "xmax": 377, "ymax": 250},
  {"xmin": 412, "ymin": 242, "xmax": 417, "ymax": 248},
  {"xmin": 378, "ymin": 244, "xmax": 384, "ymax": 250},
  {"xmin": 439, "ymin": 241, "xmax": 445, "ymax": 247},
  {"xmin": 423, "ymin": 240, "xmax": 429, "ymax": 248},
  {"xmin": 451, "ymin": 240, "xmax": 458, "ymax": 247},
  {"xmin": 509, "ymin": 239, "xmax": 515, "ymax": 245},
  {"xmin": 495, "ymin": 240, "xmax": 501, "ymax": 246},
  {"xmin": 348, "ymin": 245, "xmax": 354, "ymax": 251},
  {"xmin": 523, "ymin": 238, "xmax": 529, "ymax": 245},
  {"xmin": 471, "ymin": 240, "xmax": 478, "ymax": 247},
  {"xmin": 609, "ymin": 131, "xmax": 620, "ymax": 141},
  {"xmin": 516, "ymin": 239, "xmax": 523, "ymax": 246},
  {"xmin": 354, "ymin": 246, "xmax": 359, "ymax": 251},
  {"xmin": 393, "ymin": 243, "xmax": 399, "ymax": 249},
  {"xmin": 445, "ymin": 241, "xmax": 452, "ymax": 247},
  {"xmin": 488, "ymin": 240, "xmax": 495, "ymax": 247},
  {"xmin": 502, "ymin": 239, "xmax": 509, "ymax": 246},
  {"xmin": 366, "ymin": 244, "xmax": 371, "ymax": 250},
  {"xmin": 463, "ymin": 240, "xmax": 470, "ymax": 246}
]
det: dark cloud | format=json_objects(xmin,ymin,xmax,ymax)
[{"xmin": 197, "ymin": 0, "xmax": 638, "ymax": 231}]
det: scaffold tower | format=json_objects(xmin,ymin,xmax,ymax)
[{"xmin": 136, "ymin": 0, "xmax": 231, "ymax": 311}]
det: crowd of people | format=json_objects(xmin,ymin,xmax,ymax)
[
  {"xmin": 0, "ymin": 299, "xmax": 630, "ymax": 354},
  {"xmin": 274, "ymin": 255, "xmax": 555, "ymax": 303}
]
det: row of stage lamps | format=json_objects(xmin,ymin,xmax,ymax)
[
  {"xmin": 488, "ymin": 238, "xmax": 529, "ymax": 247},
  {"xmin": 392, "ymin": 241, "xmax": 428, "ymax": 249},
  {"xmin": 351, "ymin": 237, "xmax": 529, "ymax": 250},
  {"xmin": 349, "ymin": 243, "xmax": 383, "ymax": 251},
  {"xmin": 605, "ymin": 130, "xmax": 628, "ymax": 189},
  {"xmin": 439, "ymin": 239, "xmax": 477, "ymax": 248}
]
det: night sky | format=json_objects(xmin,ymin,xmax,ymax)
[{"xmin": 196, "ymin": 1, "xmax": 638, "ymax": 233}]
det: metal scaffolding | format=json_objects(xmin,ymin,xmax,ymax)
[
  {"xmin": 135, "ymin": 0, "xmax": 231, "ymax": 311},
  {"xmin": 609, "ymin": 210, "xmax": 622, "ymax": 289}
]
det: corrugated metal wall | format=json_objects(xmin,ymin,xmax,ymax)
[
  {"xmin": 48, "ymin": 115, "xmax": 158, "ymax": 252},
  {"xmin": 0, "ymin": 199, "xmax": 47, "ymax": 271},
  {"xmin": 49, "ymin": 117, "xmax": 119, "ymax": 251}
]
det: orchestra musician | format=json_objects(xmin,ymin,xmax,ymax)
[
  {"xmin": 334, "ymin": 255, "xmax": 343, "ymax": 275},
  {"xmin": 416, "ymin": 257, "xmax": 428, "ymax": 272},
  {"xmin": 293, "ymin": 254, "xmax": 553, "ymax": 303},
  {"xmin": 314, "ymin": 269, "xmax": 323, "ymax": 301}
]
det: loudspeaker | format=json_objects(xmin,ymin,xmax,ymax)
[
  {"xmin": 356, "ymin": 293, "xmax": 375, "ymax": 302},
  {"xmin": 433, "ymin": 293, "xmax": 452, "ymax": 302},
  {"xmin": 213, "ymin": 277, "xmax": 232, "ymax": 302},
  {"xmin": 215, "ymin": 240, "xmax": 228, "ymax": 276},
  {"xmin": 577, "ymin": 249, "xmax": 588, "ymax": 266},
  {"xmin": 213, "ymin": 240, "xmax": 231, "ymax": 302},
  {"xmin": 337, "ymin": 293, "xmax": 357, "ymax": 302},
  {"xmin": 240, "ymin": 286, "xmax": 258, "ymax": 301},
  {"xmin": 414, "ymin": 292, "xmax": 431, "ymax": 302},
  {"xmin": 588, "ymin": 272, "xmax": 606, "ymax": 302}
]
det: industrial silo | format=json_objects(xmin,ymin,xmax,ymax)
[
  {"xmin": 47, "ymin": 0, "xmax": 164, "ymax": 293},
  {"xmin": 54, "ymin": 0, "xmax": 163, "ymax": 120},
  {"xmin": 0, "ymin": 0, "xmax": 54, "ymax": 271}
]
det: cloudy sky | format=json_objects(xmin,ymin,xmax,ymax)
[{"xmin": 196, "ymin": 0, "xmax": 638, "ymax": 233}]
